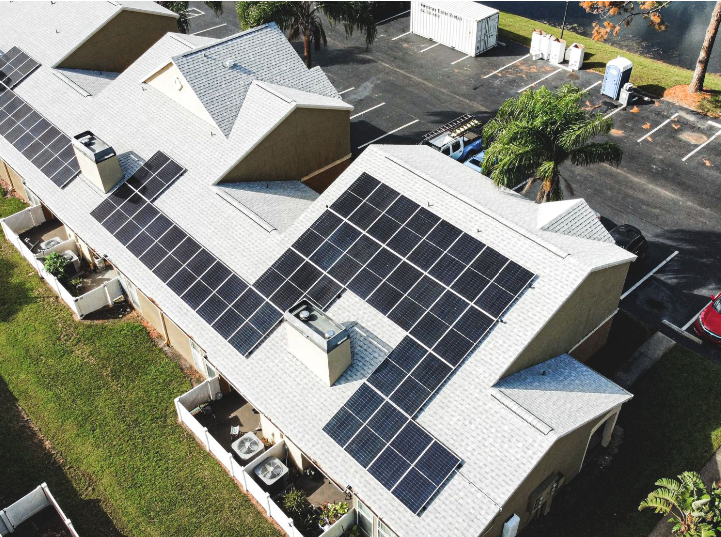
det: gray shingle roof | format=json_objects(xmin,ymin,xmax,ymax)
[{"xmin": 172, "ymin": 23, "xmax": 341, "ymax": 136}]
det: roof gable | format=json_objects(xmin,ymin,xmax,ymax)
[{"xmin": 171, "ymin": 23, "xmax": 341, "ymax": 136}]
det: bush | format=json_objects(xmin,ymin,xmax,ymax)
[
  {"xmin": 44, "ymin": 252, "xmax": 70, "ymax": 280},
  {"xmin": 282, "ymin": 488, "xmax": 307, "ymax": 516}
]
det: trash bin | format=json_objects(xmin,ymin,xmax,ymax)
[
  {"xmin": 530, "ymin": 29, "xmax": 545, "ymax": 59},
  {"xmin": 549, "ymin": 37, "xmax": 566, "ymax": 64},
  {"xmin": 602, "ymin": 56, "xmax": 633, "ymax": 100},
  {"xmin": 566, "ymin": 43, "xmax": 585, "ymax": 71},
  {"xmin": 539, "ymin": 33, "xmax": 552, "ymax": 60}
]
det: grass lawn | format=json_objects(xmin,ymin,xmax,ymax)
[
  {"xmin": 0, "ymin": 191, "xmax": 280, "ymax": 537},
  {"xmin": 498, "ymin": 11, "xmax": 721, "ymax": 112},
  {"xmin": 525, "ymin": 344, "xmax": 721, "ymax": 537}
]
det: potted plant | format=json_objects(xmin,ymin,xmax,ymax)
[
  {"xmin": 69, "ymin": 277, "xmax": 84, "ymax": 295},
  {"xmin": 318, "ymin": 501, "xmax": 349, "ymax": 530},
  {"xmin": 43, "ymin": 252, "xmax": 70, "ymax": 281}
]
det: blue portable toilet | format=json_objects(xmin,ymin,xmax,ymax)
[{"xmin": 602, "ymin": 56, "xmax": 633, "ymax": 100}]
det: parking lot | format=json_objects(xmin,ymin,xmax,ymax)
[{"xmin": 187, "ymin": 4, "xmax": 721, "ymax": 356}]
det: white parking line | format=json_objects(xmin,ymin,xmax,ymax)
[
  {"xmin": 620, "ymin": 250, "xmax": 679, "ymax": 300},
  {"xmin": 483, "ymin": 54, "xmax": 529, "ymax": 78},
  {"xmin": 637, "ymin": 112, "xmax": 679, "ymax": 143},
  {"xmin": 681, "ymin": 128, "xmax": 721, "ymax": 162},
  {"xmin": 392, "ymin": 31, "xmax": 411, "ymax": 41},
  {"xmin": 451, "ymin": 55, "xmax": 471, "ymax": 65},
  {"xmin": 378, "ymin": 9, "xmax": 410, "ymax": 25},
  {"xmin": 709, "ymin": 120, "xmax": 721, "ymax": 129},
  {"xmin": 517, "ymin": 68, "xmax": 562, "ymax": 92},
  {"xmin": 357, "ymin": 120, "xmax": 419, "ymax": 149},
  {"xmin": 603, "ymin": 106, "xmax": 625, "ymax": 119},
  {"xmin": 682, "ymin": 300, "xmax": 713, "ymax": 331},
  {"xmin": 184, "ymin": 7, "xmax": 204, "ymax": 19},
  {"xmin": 420, "ymin": 43, "xmax": 440, "ymax": 53},
  {"xmin": 192, "ymin": 24, "xmax": 226, "ymax": 35},
  {"xmin": 338, "ymin": 87, "xmax": 355, "ymax": 95},
  {"xmin": 350, "ymin": 102, "xmax": 385, "ymax": 119},
  {"xmin": 584, "ymin": 80, "xmax": 602, "ymax": 92}
]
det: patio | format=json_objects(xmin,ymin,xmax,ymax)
[
  {"xmin": 194, "ymin": 389, "xmax": 262, "ymax": 453},
  {"xmin": 18, "ymin": 217, "xmax": 67, "ymax": 252}
]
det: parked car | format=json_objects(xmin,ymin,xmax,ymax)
[
  {"xmin": 420, "ymin": 114, "xmax": 484, "ymax": 162},
  {"xmin": 694, "ymin": 293, "xmax": 721, "ymax": 345},
  {"xmin": 609, "ymin": 224, "xmax": 648, "ymax": 261},
  {"xmin": 463, "ymin": 153, "xmax": 485, "ymax": 173}
]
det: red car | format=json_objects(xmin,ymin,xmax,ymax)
[{"xmin": 694, "ymin": 293, "xmax": 721, "ymax": 344}]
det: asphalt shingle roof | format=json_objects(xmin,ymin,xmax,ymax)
[{"xmin": 172, "ymin": 23, "xmax": 340, "ymax": 136}]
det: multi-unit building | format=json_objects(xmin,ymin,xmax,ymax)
[{"xmin": 0, "ymin": 4, "xmax": 635, "ymax": 537}]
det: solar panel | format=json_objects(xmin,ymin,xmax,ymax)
[
  {"xmin": 0, "ymin": 85, "xmax": 79, "ymax": 187},
  {"xmin": 0, "ymin": 47, "xmax": 40, "ymax": 89}
]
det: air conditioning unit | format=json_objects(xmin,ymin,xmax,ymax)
[
  {"xmin": 38, "ymin": 237, "xmax": 63, "ymax": 252},
  {"xmin": 231, "ymin": 432, "xmax": 265, "ymax": 465},
  {"xmin": 61, "ymin": 250, "xmax": 81, "ymax": 274},
  {"xmin": 254, "ymin": 457, "xmax": 289, "ymax": 494}
]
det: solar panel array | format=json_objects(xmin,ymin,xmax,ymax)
[
  {"xmin": 89, "ymin": 169, "xmax": 534, "ymax": 514},
  {"xmin": 0, "ymin": 84, "xmax": 80, "ymax": 187},
  {"xmin": 0, "ymin": 47, "xmax": 40, "ymax": 89},
  {"xmin": 312, "ymin": 173, "xmax": 534, "ymax": 513},
  {"xmin": 90, "ymin": 151, "xmax": 289, "ymax": 356}
]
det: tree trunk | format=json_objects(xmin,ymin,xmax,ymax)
[
  {"xmin": 690, "ymin": 1, "xmax": 721, "ymax": 93},
  {"xmin": 303, "ymin": 32, "xmax": 312, "ymax": 68}
]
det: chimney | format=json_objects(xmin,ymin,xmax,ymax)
[
  {"xmin": 71, "ymin": 131, "xmax": 123, "ymax": 193},
  {"xmin": 284, "ymin": 300, "xmax": 351, "ymax": 386}
]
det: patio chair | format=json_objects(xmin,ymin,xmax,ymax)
[{"xmin": 230, "ymin": 425, "xmax": 240, "ymax": 440}]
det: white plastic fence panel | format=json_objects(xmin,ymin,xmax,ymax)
[
  {"xmin": 244, "ymin": 471, "xmax": 267, "ymax": 504},
  {"xmin": 242, "ymin": 441, "xmax": 286, "ymax": 474},
  {"xmin": 1, "ymin": 205, "xmax": 45, "ymax": 235},
  {"xmin": 177, "ymin": 403, "xmax": 208, "ymax": 448},
  {"xmin": 267, "ymin": 498, "xmax": 297, "ymax": 537},
  {"xmin": 2, "ymin": 486, "xmax": 50, "ymax": 529},
  {"xmin": 230, "ymin": 458, "xmax": 245, "ymax": 489},
  {"xmin": 207, "ymin": 434, "xmax": 232, "ymax": 472},
  {"xmin": 177, "ymin": 377, "xmax": 220, "ymax": 410},
  {"xmin": 322, "ymin": 508, "xmax": 356, "ymax": 537},
  {"xmin": 74, "ymin": 277, "xmax": 122, "ymax": 318},
  {"xmin": 42, "ymin": 238, "xmax": 78, "ymax": 257}
]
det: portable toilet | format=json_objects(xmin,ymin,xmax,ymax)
[{"xmin": 602, "ymin": 56, "xmax": 633, "ymax": 100}]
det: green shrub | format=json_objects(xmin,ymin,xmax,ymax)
[
  {"xmin": 282, "ymin": 488, "xmax": 307, "ymax": 516},
  {"xmin": 43, "ymin": 252, "xmax": 70, "ymax": 280}
]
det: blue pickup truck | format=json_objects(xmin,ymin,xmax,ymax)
[{"xmin": 419, "ymin": 114, "xmax": 485, "ymax": 163}]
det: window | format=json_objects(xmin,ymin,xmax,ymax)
[
  {"xmin": 190, "ymin": 339, "xmax": 208, "ymax": 377},
  {"xmin": 205, "ymin": 361, "xmax": 217, "ymax": 378},
  {"xmin": 451, "ymin": 140, "xmax": 462, "ymax": 154},
  {"xmin": 356, "ymin": 499, "xmax": 373, "ymax": 536},
  {"xmin": 378, "ymin": 519, "xmax": 398, "ymax": 537},
  {"xmin": 441, "ymin": 145, "xmax": 451, "ymax": 156},
  {"xmin": 532, "ymin": 494, "xmax": 545, "ymax": 512}
]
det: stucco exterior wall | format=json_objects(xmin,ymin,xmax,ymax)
[
  {"xmin": 484, "ymin": 408, "xmax": 620, "ymax": 537},
  {"xmin": 260, "ymin": 414, "xmax": 308, "ymax": 471},
  {"xmin": 57, "ymin": 10, "xmax": 177, "ymax": 72},
  {"xmin": 145, "ymin": 62, "xmax": 216, "ymax": 127},
  {"xmin": 502, "ymin": 262, "xmax": 630, "ymax": 378},
  {"xmin": 2, "ymin": 159, "xmax": 29, "ymax": 203},
  {"xmin": 136, "ymin": 288, "xmax": 166, "ymax": 337},
  {"xmin": 163, "ymin": 312, "xmax": 194, "ymax": 365},
  {"xmin": 218, "ymin": 107, "xmax": 351, "ymax": 184}
]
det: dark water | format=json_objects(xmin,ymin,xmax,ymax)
[{"xmin": 483, "ymin": 1, "xmax": 721, "ymax": 74}]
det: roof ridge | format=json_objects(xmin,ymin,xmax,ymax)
[{"xmin": 171, "ymin": 22, "xmax": 278, "ymax": 60}]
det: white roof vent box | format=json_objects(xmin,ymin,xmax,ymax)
[
  {"xmin": 231, "ymin": 432, "xmax": 265, "ymax": 464},
  {"xmin": 284, "ymin": 300, "xmax": 351, "ymax": 386},
  {"xmin": 71, "ymin": 131, "xmax": 123, "ymax": 193}
]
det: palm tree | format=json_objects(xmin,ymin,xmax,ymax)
[
  {"xmin": 639, "ymin": 471, "xmax": 719, "ymax": 536},
  {"xmin": 690, "ymin": 1, "xmax": 721, "ymax": 93},
  {"xmin": 481, "ymin": 84, "xmax": 623, "ymax": 203},
  {"xmin": 236, "ymin": 2, "xmax": 377, "ymax": 68},
  {"xmin": 156, "ymin": 2, "xmax": 223, "ymax": 33}
]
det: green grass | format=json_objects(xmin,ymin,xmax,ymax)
[
  {"xmin": 525, "ymin": 344, "xmax": 721, "ymax": 537},
  {"xmin": 0, "ymin": 192, "xmax": 280, "ymax": 537},
  {"xmin": 498, "ymin": 12, "xmax": 721, "ymax": 102}
]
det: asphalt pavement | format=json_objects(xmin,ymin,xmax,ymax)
[{"xmin": 186, "ymin": 5, "xmax": 721, "ymax": 358}]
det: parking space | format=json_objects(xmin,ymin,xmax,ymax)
[{"xmin": 186, "ymin": 1, "xmax": 239, "ymax": 39}]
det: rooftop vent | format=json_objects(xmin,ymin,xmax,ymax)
[
  {"xmin": 71, "ymin": 131, "xmax": 123, "ymax": 193},
  {"xmin": 284, "ymin": 300, "xmax": 351, "ymax": 386}
]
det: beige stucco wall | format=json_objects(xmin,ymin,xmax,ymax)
[
  {"xmin": 2, "ymin": 160, "xmax": 29, "ymax": 203},
  {"xmin": 260, "ymin": 414, "xmax": 308, "ymax": 471},
  {"xmin": 136, "ymin": 288, "xmax": 166, "ymax": 336},
  {"xmin": 218, "ymin": 107, "xmax": 351, "ymax": 184},
  {"xmin": 483, "ymin": 408, "xmax": 620, "ymax": 537},
  {"xmin": 57, "ymin": 10, "xmax": 177, "ymax": 72},
  {"xmin": 502, "ymin": 262, "xmax": 630, "ymax": 378},
  {"xmin": 163, "ymin": 312, "xmax": 194, "ymax": 365},
  {"xmin": 145, "ymin": 62, "xmax": 216, "ymax": 127}
]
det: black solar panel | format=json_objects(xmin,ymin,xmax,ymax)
[
  {"xmin": 0, "ymin": 85, "xmax": 79, "ymax": 187},
  {"xmin": 0, "ymin": 47, "xmax": 40, "ymax": 88}
]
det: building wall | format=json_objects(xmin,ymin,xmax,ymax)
[
  {"xmin": 136, "ymin": 288, "xmax": 166, "ymax": 336},
  {"xmin": 484, "ymin": 408, "xmax": 620, "ymax": 537},
  {"xmin": 218, "ymin": 107, "xmax": 351, "ymax": 185},
  {"xmin": 502, "ymin": 262, "xmax": 630, "ymax": 378},
  {"xmin": 260, "ymin": 414, "xmax": 308, "ymax": 472},
  {"xmin": 302, "ymin": 157, "xmax": 351, "ymax": 194},
  {"xmin": 56, "ymin": 10, "xmax": 177, "ymax": 72},
  {"xmin": 163, "ymin": 312, "xmax": 194, "ymax": 365},
  {"xmin": 145, "ymin": 62, "xmax": 216, "ymax": 127},
  {"xmin": 1, "ymin": 159, "xmax": 29, "ymax": 203}
]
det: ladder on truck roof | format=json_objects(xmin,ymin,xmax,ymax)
[{"xmin": 419, "ymin": 114, "xmax": 481, "ymax": 144}]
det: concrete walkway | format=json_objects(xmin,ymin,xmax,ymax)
[
  {"xmin": 647, "ymin": 448, "xmax": 721, "ymax": 537},
  {"xmin": 613, "ymin": 332, "xmax": 676, "ymax": 389}
]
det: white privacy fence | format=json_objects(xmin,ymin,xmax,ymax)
[
  {"xmin": 1, "ymin": 207, "xmax": 123, "ymax": 318},
  {"xmin": 175, "ymin": 379, "xmax": 356, "ymax": 537},
  {"xmin": 0, "ymin": 483, "xmax": 79, "ymax": 536}
]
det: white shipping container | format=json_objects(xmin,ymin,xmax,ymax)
[{"xmin": 410, "ymin": 1, "xmax": 499, "ymax": 57}]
